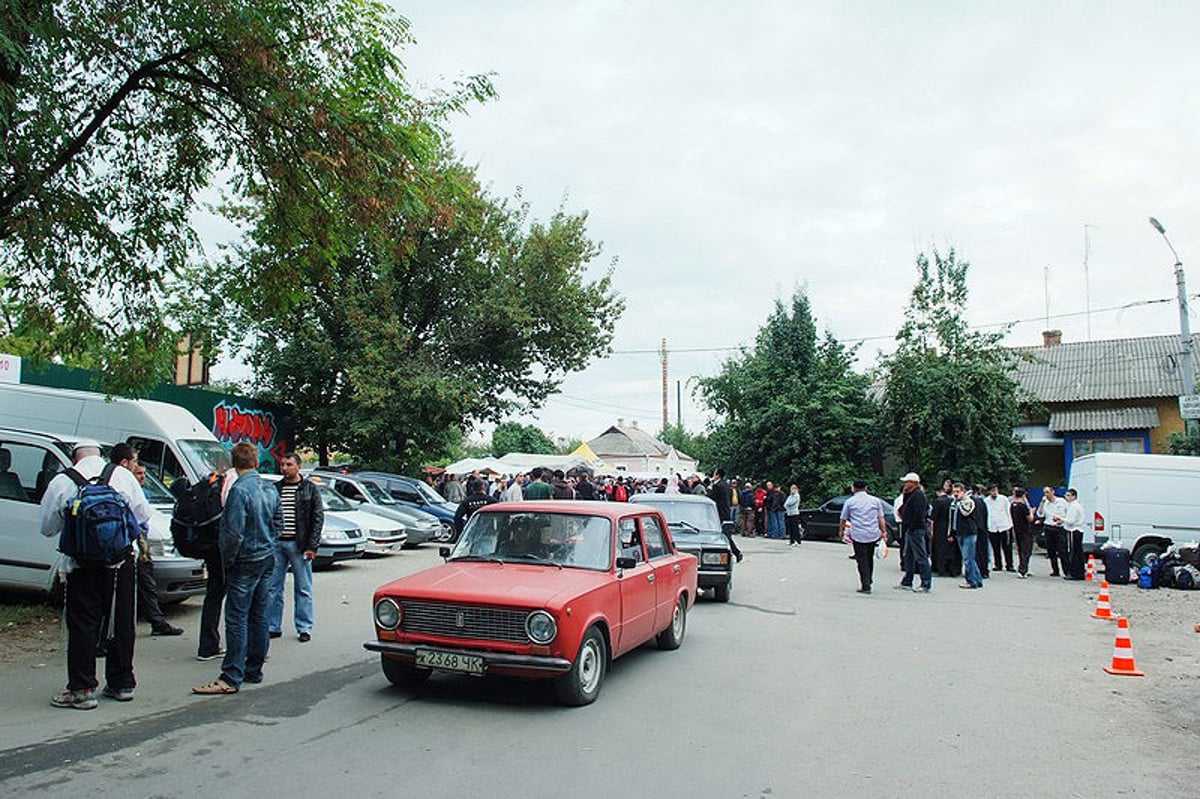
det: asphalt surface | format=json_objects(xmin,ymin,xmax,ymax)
[{"xmin": 0, "ymin": 537, "xmax": 1194, "ymax": 798}]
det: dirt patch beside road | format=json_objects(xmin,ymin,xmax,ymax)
[{"xmin": 0, "ymin": 606, "xmax": 61, "ymax": 666}]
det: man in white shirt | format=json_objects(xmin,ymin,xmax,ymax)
[
  {"xmin": 984, "ymin": 485, "xmax": 1015, "ymax": 573},
  {"xmin": 1061, "ymin": 488, "xmax": 1087, "ymax": 580},
  {"xmin": 40, "ymin": 440, "xmax": 152, "ymax": 710},
  {"xmin": 1037, "ymin": 487, "xmax": 1069, "ymax": 577}
]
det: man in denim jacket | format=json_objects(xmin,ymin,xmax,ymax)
[{"xmin": 193, "ymin": 442, "xmax": 282, "ymax": 695}]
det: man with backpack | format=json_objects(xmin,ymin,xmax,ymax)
[{"xmin": 39, "ymin": 440, "xmax": 152, "ymax": 710}]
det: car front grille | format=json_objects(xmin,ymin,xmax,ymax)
[{"xmin": 401, "ymin": 601, "xmax": 530, "ymax": 643}]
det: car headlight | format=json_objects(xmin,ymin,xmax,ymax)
[
  {"xmin": 525, "ymin": 610, "xmax": 557, "ymax": 644},
  {"xmin": 374, "ymin": 598, "xmax": 401, "ymax": 630},
  {"xmin": 324, "ymin": 529, "xmax": 349, "ymax": 541},
  {"xmin": 702, "ymin": 551, "xmax": 730, "ymax": 566}
]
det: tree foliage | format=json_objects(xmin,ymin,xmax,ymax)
[
  {"xmin": 491, "ymin": 422, "xmax": 556, "ymax": 458},
  {"xmin": 0, "ymin": 0, "xmax": 459, "ymax": 391},
  {"xmin": 658, "ymin": 424, "xmax": 709, "ymax": 470},
  {"xmin": 878, "ymin": 248, "xmax": 1028, "ymax": 486},
  {"xmin": 699, "ymin": 291, "xmax": 877, "ymax": 498}
]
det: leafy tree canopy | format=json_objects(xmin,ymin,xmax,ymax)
[
  {"xmin": 492, "ymin": 422, "xmax": 556, "ymax": 458},
  {"xmin": 658, "ymin": 423, "xmax": 709, "ymax": 470},
  {"xmin": 877, "ymin": 248, "xmax": 1028, "ymax": 486},
  {"xmin": 699, "ymin": 290, "xmax": 877, "ymax": 499},
  {"xmin": 0, "ymin": 0, "xmax": 467, "ymax": 391}
]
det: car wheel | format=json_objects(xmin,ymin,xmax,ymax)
[
  {"xmin": 656, "ymin": 595, "xmax": 687, "ymax": 650},
  {"xmin": 433, "ymin": 523, "xmax": 454, "ymax": 543},
  {"xmin": 554, "ymin": 626, "xmax": 606, "ymax": 706},
  {"xmin": 1131, "ymin": 542, "xmax": 1165, "ymax": 568},
  {"xmin": 713, "ymin": 580, "xmax": 731, "ymax": 603},
  {"xmin": 381, "ymin": 655, "xmax": 431, "ymax": 688}
]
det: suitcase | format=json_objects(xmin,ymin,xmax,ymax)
[{"xmin": 1103, "ymin": 547, "xmax": 1132, "ymax": 584}]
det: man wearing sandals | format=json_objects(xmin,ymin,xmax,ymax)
[{"xmin": 194, "ymin": 442, "xmax": 282, "ymax": 696}]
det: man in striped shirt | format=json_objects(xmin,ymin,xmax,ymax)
[{"xmin": 269, "ymin": 453, "xmax": 323, "ymax": 642}]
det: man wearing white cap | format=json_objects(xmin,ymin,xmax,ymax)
[
  {"xmin": 897, "ymin": 472, "xmax": 932, "ymax": 592},
  {"xmin": 39, "ymin": 439, "xmax": 152, "ymax": 710}
]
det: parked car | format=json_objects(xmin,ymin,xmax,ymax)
[
  {"xmin": 342, "ymin": 470, "xmax": 458, "ymax": 542},
  {"xmin": 262, "ymin": 475, "xmax": 368, "ymax": 568},
  {"xmin": 0, "ymin": 428, "xmax": 206, "ymax": 603},
  {"xmin": 364, "ymin": 500, "xmax": 698, "ymax": 706},
  {"xmin": 315, "ymin": 482, "xmax": 406, "ymax": 555},
  {"xmin": 308, "ymin": 472, "xmax": 440, "ymax": 547},
  {"xmin": 797, "ymin": 494, "xmax": 899, "ymax": 545},
  {"xmin": 630, "ymin": 492, "xmax": 734, "ymax": 602}
]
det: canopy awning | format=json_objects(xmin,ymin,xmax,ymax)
[{"xmin": 1048, "ymin": 406, "xmax": 1160, "ymax": 433}]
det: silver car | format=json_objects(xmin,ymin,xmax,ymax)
[{"xmin": 308, "ymin": 472, "xmax": 441, "ymax": 547}]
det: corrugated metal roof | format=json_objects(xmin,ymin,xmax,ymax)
[
  {"xmin": 1012, "ymin": 334, "xmax": 1199, "ymax": 402},
  {"xmin": 587, "ymin": 424, "xmax": 672, "ymax": 457},
  {"xmin": 1048, "ymin": 406, "xmax": 1160, "ymax": 433}
]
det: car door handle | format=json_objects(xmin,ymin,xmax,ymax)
[
  {"xmin": 647, "ymin": 573, "xmax": 655, "ymax": 583},
  {"xmin": 673, "ymin": 564, "xmax": 681, "ymax": 573}
]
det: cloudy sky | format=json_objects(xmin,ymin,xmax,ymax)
[{"xmin": 385, "ymin": 1, "xmax": 1199, "ymax": 442}]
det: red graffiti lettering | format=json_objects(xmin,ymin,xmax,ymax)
[{"xmin": 212, "ymin": 402, "xmax": 277, "ymax": 449}]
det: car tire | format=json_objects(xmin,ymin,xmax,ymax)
[
  {"xmin": 554, "ymin": 626, "xmax": 606, "ymax": 707},
  {"xmin": 656, "ymin": 595, "xmax": 687, "ymax": 650},
  {"xmin": 713, "ymin": 580, "xmax": 731, "ymax": 603},
  {"xmin": 381, "ymin": 655, "xmax": 432, "ymax": 688},
  {"xmin": 1131, "ymin": 542, "xmax": 1165, "ymax": 568},
  {"xmin": 434, "ymin": 523, "xmax": 454, "ymax": 543}
]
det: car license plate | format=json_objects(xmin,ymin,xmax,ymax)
[{"xmin": 415, "ymin": 648, "xmax": 484, "ymax": 675}]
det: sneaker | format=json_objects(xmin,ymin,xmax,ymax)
[
  {"xmin": 51, "ymin": 689, "xmax": 98, "ymax": 710},
  {"xmin": 101, "ymin": 685, "xmax": 135, "ymax": 702},
  {"xmin": 151, "ymin": 624, "xmax": 184, "ymax": 636},
  {"xmin": 913, "ymin": 586, "xmax": 931, "ymax": 593},
  {"xmin": 735, "ymin": 552, "xmax": 744, "ymax": 563},
  {"xmin": 298, "ymin": 632, "xmax": 311, "ymax": 643},
  {"xmin": 1017, "ymin": 572, "xmax": 1028, "ymax": 579},
  {"xmin": 856, "ymin": 587, "xmax": 871, "ymax": 594},
  {"xmin": 894, "ymin": 583, "xmax": 912, "ymax": 590},
  {"xmin": 196, "ymin": 650, "xmax": 224, "ymax": 662}
]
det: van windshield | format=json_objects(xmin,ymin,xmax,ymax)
[{"xmin": 179, "ymin": 440, "xmax": 232, "ymax": 478}]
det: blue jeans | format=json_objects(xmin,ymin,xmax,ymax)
[
  {"xmin": 958, "ymin": 534, "xmax": 983, "ymax": 587},
  {"xmin": 221, "ymin": 556, "xmax": 274, "ymax": 687},
  {"xmin": 768, "ymin": 511, "xmax": 785, "ymax": 538},
  {"xmin": 269, "ymin": 539, "xmax": 314, "ymax": 635},
  {"xmin": 901, "ymin": 525, "xmax": 932, "ymax": 589}
]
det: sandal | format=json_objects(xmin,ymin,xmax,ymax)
[{"xmin": 192, "ymin": 679, "xmax": 238, "ymax": 695}]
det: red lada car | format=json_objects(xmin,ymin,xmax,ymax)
[{"xmin": 364, "ymin": 501, "xmax": 698, "ymax": 705}]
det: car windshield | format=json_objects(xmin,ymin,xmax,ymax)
[
  {"xmin": 412, "ymin": 479, "xmax": 445, "ymax": 504},
  {"xmin": 140, "ymin": 470, "xmax": 174, "ymax": 504},
  {"xmin": 638, "ymin": 500, "xmax": 719, "ymax": 532},
  {"xmin": 178, "ymin": 439, "xmax": 232, "ymax": 478},
  {"xmin": 316, "ymin": 484, "xmax": 354, "ymax": 512},
  {"xmin": 451, "ymin": 512, "xmax": 613, "ymax": 570},
  {"xmin": 359, "ymin": 480, "xmax": 396, "ymax": 504}
]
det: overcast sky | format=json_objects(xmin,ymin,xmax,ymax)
[{"xmin": 339, "ymin": 2, "xmax": 1200, "ymax": 442}]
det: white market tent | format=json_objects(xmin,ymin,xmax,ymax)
[{"xmin": 441, "ymin": 451, "xmax": 605, "ymax": 476}]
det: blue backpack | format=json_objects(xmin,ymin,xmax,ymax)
[{"xmin": 58, "ymin": 464, "xmax": 140, "ymax": 566}]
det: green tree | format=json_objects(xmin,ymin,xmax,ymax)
[
  {"xmin": 492, "ymin": 423, "xmax": 556, "ymax": 458},
  {"xmin": 699, "ymin": 291, "xmax": 877, "ymax": 499},
  {"xmin": 0, "ymin": 1, "xmax": 463, "ymax": 391},
  {"xmin": 234, "ymin": 159, "xmax": 622, "ymax": 468},
  {"xmin": 658, "ymin": 424, "xmax": 709, "ymax": 470},
  {"xmin": 878, "ymin": 248, "xmax": 1027, "ymax": 485}
]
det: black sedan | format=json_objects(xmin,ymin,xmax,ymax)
[
  {"xmin": 630, "ymin": 493, "xmax": 735, "ymax": 602},
  {"xmin": 797, "ymin": 495, "xmax": 900, "ymax": 545}
]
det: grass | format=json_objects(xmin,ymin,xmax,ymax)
[{"xmin": 0, "ymin": 600, "xmax": 60, "ymax": 632}]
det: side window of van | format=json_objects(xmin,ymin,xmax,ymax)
[
  {"xmin": 0, "ymin": 442, "xmax": 61, "ymax": 503},
  {"xmin": 129, "ymin": 437, "xmax": 186, "ymax": 486}
]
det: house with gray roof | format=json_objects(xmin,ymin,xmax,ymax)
[
  {"xmin": 586, "ymin": 419, "xmax": 699, "ymax": 476},
  {"xmin": 1012, "ymin": 330, "xmax": 1198, "ymax": 484}
]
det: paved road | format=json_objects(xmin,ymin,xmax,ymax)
[{"xmin": 0, "ymin": 537, "xmax": 1192, "ymax": 797}]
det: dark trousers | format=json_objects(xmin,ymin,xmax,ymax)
[
  {"xmin": 1043, "ymin": 526, "xmax": 1068, "ymax": 576},
  {"xmin": 136, "ymin": 557, "xmax": 167, "ymax": 628},
  {"xmin": 786, "ymin": 515, "xmax": 803, "ymax": 545},
  {"xmin": 975, "ymin": 531, "xmax": 990, "ymax": 578},
  {"xmin": 852, "ymin": 540, "xmax": 878, "ymax": 590},
  {"xmin": 901, "ymin": 526, "xmax": 932, "ymax": 588},
  {"xmin": 1015, "ymin": 528, "xmax": 1034, "ymax": 576},
  {"xmin": 931, "ymin": 526, "xmax": 960, "ymax": 577},
  {"xmin": 198, "ymin": 551, "xmax": 226, "ymax": 658},
  {"xmin": 989, "ymin": 529, "xmax": 1014, "ymax": 571},
  {"xmin": 1066, "ymin": 530, "xmax": 1086, "ymax": 578},
  {"xmin": 65, "ymin": 558, "xmax": 136, "ymax": 692}
]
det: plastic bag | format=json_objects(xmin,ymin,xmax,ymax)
[{"xmin": 876, "ymin": 538, "xmax": 889, "ymax": 559}]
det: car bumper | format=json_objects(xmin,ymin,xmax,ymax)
[
  {"xmin": 365, "ymin": 535, "xmax": 407, "ymax": 554},
  {"xmin": 316, "ymin": 541, "xmax": 366, "ymax": 564},
  {"xmin": 697, "ymin": 568, "xmax": 732, "ymax": 588},
  {"xmin": 153, "ymin": 556, "xmax": 207, "ymax": 603},
  {"xmin": 363, "ymin": 640, "xmax": 572, "ymax": 676},
  {"xmin": 404, "ymin": 527, "xmax": 437, "ymax": 546}
]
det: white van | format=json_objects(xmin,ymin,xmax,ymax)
[
  {"xmin": 0, "ymin": 384, "xmax": 229, "ymax": 487},
  {"xmin": 1070, "ymin": 452, "xmax": 1200, "ymax": 566}
]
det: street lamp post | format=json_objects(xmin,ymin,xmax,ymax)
[{"xmin": 1149, "ymin": 217, "xmax": 1198, "ymax": 436}]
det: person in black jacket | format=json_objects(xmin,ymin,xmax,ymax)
[
  {"xmin": 455, "ymin": 478, "xmax": 497, "ymax": 534},
  {"xmin": 929, "ymin": 480, "xmax": 959, "ymax": 578},
  {"xmin": 950, "ymin": 483, "xmax": 984, "ymax": 589},
  {"xmin": 971, "ymin": 485, "xmax": 990, "ymax": 580},
  {"xmin": 897, "ymin": 473, "xmax": 931, "ymax": 592},
  {"xmin": 269, "ymin": 453, "xmax": 323, "ymax": 642}
]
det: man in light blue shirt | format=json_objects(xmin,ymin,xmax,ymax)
[{"xmin": 840, "ymin": 480, "xmax": 887, "ymax": 594}]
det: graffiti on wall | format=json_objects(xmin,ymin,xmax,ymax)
[{"xmin": 213, "ymin": 401, "xmax": 290, "ymax": 468}]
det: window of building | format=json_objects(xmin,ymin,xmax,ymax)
[{"xmin": 1071, "ymin": 437, "xmax": 1146, "ymax": 459}]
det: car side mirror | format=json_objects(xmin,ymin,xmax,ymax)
[
  {"xmin": 616, "ymin": 556, "xmax": 637, "ymax": 570},
  {"xmin": 439, "ymin": 546, "xmax": 451, "ymax": 560},
  {"xmin": 721, "ymin": 521, "xmax": 736, "ymax": 536}
]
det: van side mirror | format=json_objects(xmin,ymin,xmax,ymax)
[{"xmin": 616, "ymin": 556, "xmax": 637, "ymax": 570}]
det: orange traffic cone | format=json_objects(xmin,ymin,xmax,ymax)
[
  {"xmin": 1086, "ymin": 554, "xmax": 1096, "ymax": 581},
  {"xmin": 1091, "ymin": 581, "xmax": 1114, "ymax": 619},
  {"xmin": 1103, "ymin": 617, "xmax": 1144, "ymax": 677}
]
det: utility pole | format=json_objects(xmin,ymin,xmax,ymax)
[
  {"xmin": 1083, "ymin": 224, "xmax": 1097, "ymax": 340},
  {"xmin": 659, "ymin": 338, "xmax": 669, "ymax": 432},
  {"xmin": 676, "ymin": 379, "xmax": 682, "ymax": 428},
  {"xmin": 1150, "ymin": 217, "xmax": 1198, "ymax": 435}
]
